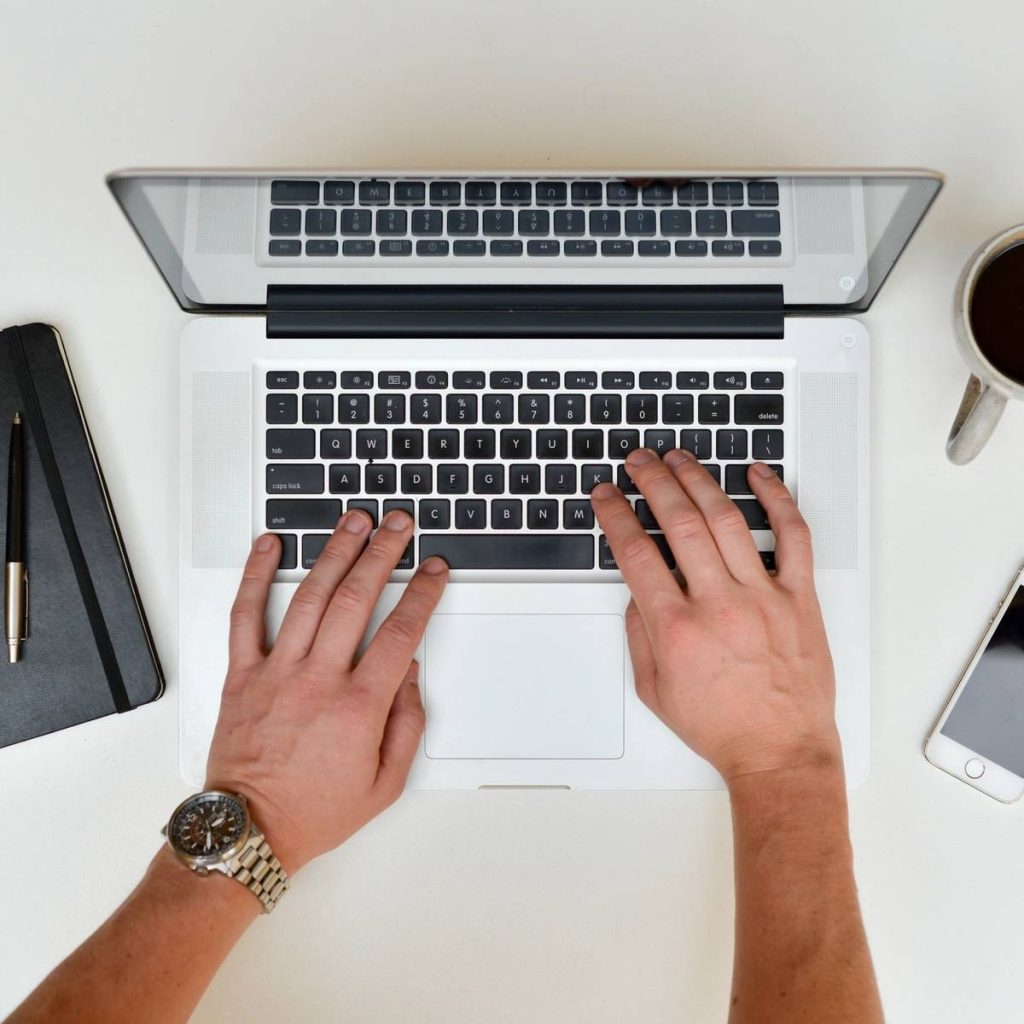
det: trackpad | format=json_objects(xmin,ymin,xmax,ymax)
[{"xmin": 423, "ymin": 613, "xmax": 624, "ymax": 759}]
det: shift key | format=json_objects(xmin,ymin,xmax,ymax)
[{"xmin": 266, "ymin": 498, "xmax": 342, "ymax": 530}]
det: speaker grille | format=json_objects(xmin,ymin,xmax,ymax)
[
  {"xmin": 799, "ymin": 372, "xmax": 859, "ymax": 570},
  {"xmin": 195, "ymin": 178, "xmax": 257, "ymax": 256},
  {"xmin": 794, "ymin": 177, "xmax": 854, "ymax": 256},
  {"xmin": 191, "ymin": 372, "xmax": 250, "ymax": 569}
]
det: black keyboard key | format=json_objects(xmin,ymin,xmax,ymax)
[
  {"xmin": 606, "ymin": 182, "xmax": 638, "ymax": 205},
  {"xmin": 535, "ymin": 181, "xmax": 568, "ymax": 205},
  {"xmin": 510, "ymin": 464, "xmax": 541, "ymax": 494},
  {"xmin": 735, "ymin": 394, "xmax": 784, "ymax": 425},
  {"xmin": 304, "ymin": 370, "xmax": 336, "ymax": 389},
  {"xmin": 455, "ymin": 499, "xmax": 487, "ymax": 529},
  {"xmin": 609, "ymin": 430, "xmax": 641, "ymax": 459},
  {"xmin": 265, "ymin": 463, "xmax": 324, "ymax": 494},
  {"xmin": 339, "ymin": 394, "xmax": 370, "ymax": 423},
  {"xmin": 446, "ymin": 393, "xmax": 478, "ymax": 424},
  {"xmin": 489, "ymin": 371, "xmax": 522, "ymax": 390},
  {"xmin": 713, "ymin": 372, "xmax": 746, "ymax": 390},
  {"xmin": 564, "ymin": 240, "xmax": 597, "ymax": 256},
  {"xmin": 266, "ymin": 499, "xmax": 342, "ymax": 531},
  {"xmin": 341, "ymin": 209, "xmax": 373, "ymax": 234},
  {"xmin": 725, "ymin": 463, "xmax": 783, "ymax": 495},
  {"xmin": 366, "ymin": 464, "xmax": 397, "ymax": 494},
  {"xmin": 380, "ymin": 239, "xmax": 412, "ymax": 257},
  {"xmin": 302, "ymin": 393, "xmax": 334, "ymax": 424},
  {"xmin": 716, "ymin": 429, "xmax": 748, "ymax": 460},
  {"xmin": 500, "ymin": 429, "xmax": 532, "ymax": 459},
  {"xmin": 750, "ymin": 240, "xmax": 782, "ymax": 257},
  {"xmin": 276, "ymin": 534, "xmax": 298, "ymax": 570},
  {"xmin": 305, "ymin": 208, "xmax": 336, "ymax": 235},
  {"xmin": 401, "ymin": 464, "xmax": 433, "ymax": 493},
  {"xmin": 358, "ymin": 180, "xmax": 390, "ymax": 204},
  {"xmin": 417, "ymin": 239, "xmax": 449, "ymax": 256},
  {"xmin": 519, "ymin": 210, "xmax": 550, "ymax": 235},
  {"xmin": 572, "ymin": 430, "xmax": 604, "ymax": 459},
  {"xmin": 626, "ymin": 394, "xmax": 658, "ymax": 424},
  {"xmin": 581, "ymin": 464, "xmax": 612, "ymax": 493},
  {"xmin": 554, "ymin": 394, "xmax": 587, "ymax": 424},
  {"xmin": 527, "ymin": 240, "xmax": 560, "ymax": 256},
  {"xmin": 419, "ymin": 534, "xmax": 594, "ymax": 569},
  {"xmin": 343, "ymin": 240, "xmax": 376, "ymax": 257},
  {"xmin": 329, "ymin": 464, "xmax": 360, "ymax": 493},
  {"xmin": 453, "ymin": 240, "xmax": 486, "ymax": 256},
  {"xmin": 641, "ymin": 183, "xmax": 675, "ymax": 205},
  {"xmin": 735, "ymin": 499, "xmax": 771, "ymax": 531},
  {"xmin": 267, "ymin": 370, "xmax": 299, "ymax": 389},
  {"xmin": 500, "ymin": 181, "xmax": 532, "ymax": 205},
  {"xmin": 454, "ymin": 371, "xmax": 485, "ymax": 389},
  {"xmin": 483, "ymin": 209, "xmax": 516, "ymax": 236},
  {"xmin": 319, "ymin": 429, "xmax": 352, "ymax": 459},
  {"xmin": 420, "ymin": 500, "xmax": 451, "ymax": 530},
  {"xmin": 527, "ymin": 499, "xmax": 559, "ymax": 529},
  {"xmin": 644, "ymin": 429, "xmax": 675, "ymax": 455},
  {"xmin": 428, "ymin": 430, "xmax": 460, "ymax": 459},
  {"xmin": 675, "ymin": 240, "xmax": 709, "ymax": 257},
  {"xmin": 267, "ymin": 428, "xmax": 315, "ymax": 459},
  {"xmin": 437, "ymin": 464, "xmax": 468, "ymax": 494},
  {"xmin": 752, "ymin": 429, "xmax": 784, "ymax": 460},
  {"xmin": 661, "ymin": 394, "xmax": 694, "ymax": 424},
  {"xmin": 377, "ymin": 370, "xmax": 411, "ymax": 389},
  {"xmin": 747, "ymin": 181, "xmax": 780, "ymax": 206},
  {"xmin": 713, "ymin": 240, "xmax": 745, "ymax": 257},
  {"xmin": 447, "ymin": 209, "xmax": 479, "ymax": 234},
  {"xmin": 347, "ymin": 499, "xmax": 379, "ymax": 528},
  {"xmin": 712, "ymin": 181, "xmax": 744, "ymax": 205},
  {"xmin": 564, "ymin": 500, "xmax": 594, "ymax": 530},
  {"xmin": 429, "ymin": 181, "xmax": 461, "ymax": 204},
  {"xmin": 704, "ymin": 463, "xmax": 722, "ymax": 485},
  {"xmin": 676, "ymin": 181, "xmax": 709, "ymax": 205},
  {"xmin": 639, "ymin": 371, "xmax": 672, "ymax": 390},
  {"xmin": 616, "ymin": 465, "xmax": 639, "ymax": 495},
  {"xmin": 554, "ymin": 210, "xmax": 586, "ymax": 235},
  {"xmin": 374, "ymin": 394, "xmax": 406, "ymax": 423},
  {"xmin": 660, "ymin": 210, "xmax": 693, "ymax": 236},
  {"xmin": 545, "ymin": 464, "xmax": 577, "ymax": 494},
  {"xmin": 271, "ymin": 181, "xmax": 318, "ymax": 204},
  {"xmin": 412, "ymin": 209, "xmax": 444, "ymax": 235},
  {"xmin": 590, "ymin": 210, "xmax": 621, "ymax": 235},
  {"xmin": 465, "ymin": 181, "xmax": 497, "ymax": 204},
  {"xmin": 393, "ymin": 429, "xmax": 424, "ymax": 459},
  {"xmin": 384, "ymin": 499, "xmax": 416, "ymax": 523},
  {"xmin": 492, "ymin": 499, "xmax": 523, "ymax": 529},
  {"xmin": 376, "ymin": 209, "xmax": 408, "ymax": 235},
  {"xmin": 410, "ymin": 393, "xmax": 442, "ymax": 423},
  {"xmin": 301, "ymin": 534, "xmax": 331, "ymax": 569},
  {"xmin": 635, "ymin": 499, "xmax": 660, "ymax": 530},
  {"xmin": 677, "ymin": 371, "xmax": 710, "ymax": 390},
  {"xmin": 537, "ymin": 429, "xmax": 568, "ymax": 459},
  {"xmin": 414, "ymin": 371, "xmax": 448, "ymax": 388},
  {"xmin": 490, "ymin": 240, "xmax": 523, "ymax": 256},
  {"xmin": 269, "ymin": 239, "xmax": 301, "ymax": 256},
  {"xmin": 269, "ymin": 209, "xmax": 301, "ymax": 235},
  {"xmin": 266, "ymin": 393, "xmax": 299, "ymax": 421},
  {"xmin": 602, "ymin": 371, "xmax": 635, "ymax": 390},
  {"xmin": 303, "ymin": 236, "xmax": 337, "ymax": 256},
  {"xmin": 324, "ymin": 180, "xmax": 355, "ymax": 204},
  {"xmin": 566, "ymin": 371, "xmax": 598, "ymax": 389},
  {"xmin": 590, "ymin": 394, "xmax": 622, "ymax": 424},
  {"xmin": 518, "ymin": 393, "xmax": 550, "ymax": 424},
  {"xmin": 571, "ymin": 181, "xmax": 603, "ymax": 204},
  {"xmin": 473, "ymin": 464, "xmax": 505, "ymax": 494},
  {"xmin": 680, "ymin": 429, "xmax": 712, "ymax": 460},
  {"xmin": 465, "ymin": 429, "xmax": 496, "ymax": 459},
  {"xmin": 482, "ymin": 394, "xmax": 514, "ymax": 423},
  {"xmin": 602, "ymin": 240, "xmax": 634, "ymax": 256},
  {"xmin": 638, "ymin": 240, "xmax": 671, "ymax": 257},
  {"xmin": 696, "ymin": 210, "xmax": 728, "ymax": 236},
  {"xmin": 697, "ymin": 394, "xmax": 730, "ymax": 424},
  {"xmin": 394, "ymin": 181, "xmax": 426, "ymax": 205},
  {"xmin": 355, "ymin": 429, "xmax": 388, "ymax": 459},
  {"xmin": 760, "ymin": 550, "xmax": 777, "ymax": 572},
  {"xmin": 731, "ymin": 210, "xmax": 781, "ymax": 236}
]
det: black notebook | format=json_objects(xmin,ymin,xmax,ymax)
[{"xmin": 0, "ymin": 323, "xmax": 163, "ymax": 747}]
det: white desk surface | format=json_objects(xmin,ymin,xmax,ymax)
[{"xmin": 2, "ymin": 2, "xmax": 1024, "ymax": 1020}]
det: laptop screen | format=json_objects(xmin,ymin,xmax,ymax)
[{"xmin": 107, "ymin": 170, "xmax": 941, "ymax": 314}]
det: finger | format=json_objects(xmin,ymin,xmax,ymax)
[
  {"xmin": 273, "ymin": 510, "xmax": 374, "ymax": 660},
  {"xmin": 590, "ymin": 481, "xmax": 685, "ymax": 624},
  {"xmin": 624, "ymin": 598, "xmax": 660, "ymax": 714},
  {"xmin": 374, "ymin": 660, "xmax": 426, "ymax": 802},
  {"xmin": 311, "ymin": 510, "xmax": 418, "ymax": 662},
  {"xmin": 662, "ymin": 449, "xmax": 767, "ymax": 585},
  {"xmin": 747, "ymin": 463, "xmax": 814, "ymax": 589},
  {"xmin": 228, "ymin": 534, "xmax": 280, "ymax": 668},
  {"xmin": 355, "ymin": 556, "xmax": 449, "ymax": 695},
  {"xmin": 621, "ymin": 448, "xmax": 729, "ymax": 593}
]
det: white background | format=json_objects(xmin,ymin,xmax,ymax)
[{"xmin": 2, "ymin": 1, "xmax": 1024, "ymax": 1020}]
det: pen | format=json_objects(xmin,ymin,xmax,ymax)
[{"xmin": 5, "ymin": 412, "xmax": 28, "ymax": 663}]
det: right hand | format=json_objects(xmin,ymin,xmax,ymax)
[{"xmin": 591, "ymin": 448, "xmax": 841, "ymax": 784}]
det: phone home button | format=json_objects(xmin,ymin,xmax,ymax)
[{"xmin": 965, "ymin": 758, "xmax": 986, "ymax": 779}]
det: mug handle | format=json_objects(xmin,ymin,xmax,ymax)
[{"xmin": 946, "ymin": 375, "xmax": 1007, "ymax": 465}]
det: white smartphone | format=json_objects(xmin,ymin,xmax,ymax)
[{"xmin": 926, "ymin": 563, "xmax": 1024, "ymax": 802}]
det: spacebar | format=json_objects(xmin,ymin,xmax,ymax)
[{"xmin": 419, "ymin": 534, "xmax": 594, "ymax": 569}]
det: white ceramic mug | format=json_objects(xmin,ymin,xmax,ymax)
[{"xmin": 947, "ymin": 224, "xmax": 1024, "ymax": 465}]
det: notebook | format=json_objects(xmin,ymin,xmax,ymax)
[{"xmin": 0, "ymin": 323, "xmax": 163, "ymax": 747}]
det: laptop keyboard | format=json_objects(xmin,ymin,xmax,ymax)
[
  {"xmin": 265, "ymin": 177, "xmax": 783, "ymax": 262},
  {"xmin": 262, "ymin": 366, "xmax": 786, "ymax": 574}
]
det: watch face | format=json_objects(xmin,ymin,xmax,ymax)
[{"xmin": 169, "ymin": 792, "xmax": 248, "ymax": 860}]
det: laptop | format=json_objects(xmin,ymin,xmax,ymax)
[{"xmin": 108, "ymin": 168, "xmax": 941, "ymax": 789}]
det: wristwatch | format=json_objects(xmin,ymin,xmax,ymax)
[{"xmin": 162, "ymin": 790, "xmax": 290, "ymax": 913}]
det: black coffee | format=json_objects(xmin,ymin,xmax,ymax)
[{"xmin": 970, "ymin": 241, "xmax": 1024, "ymax": 383}]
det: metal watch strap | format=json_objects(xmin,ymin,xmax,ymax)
[{"xmin": 225, "ymin": 828, "xmax": 290, "ymax": 913}]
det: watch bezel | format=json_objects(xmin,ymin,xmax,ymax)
[{"xmin": 164, "ymin": 790, "xmax": 252, "ymax": 870}]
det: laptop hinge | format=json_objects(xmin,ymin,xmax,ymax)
[{"xmin": 265, "ymin": 285, "xmax": 784, "ymax": 339}]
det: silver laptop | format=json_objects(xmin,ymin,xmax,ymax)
[{"xmin": 108, "ymin": 168, "xmax": 941, "ymax": 789}]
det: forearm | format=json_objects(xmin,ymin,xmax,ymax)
[
  {"xmin": 7, "ymin": 847, "xmax": 260, "ymax": 1024},
  {"xmin": 727, "ymin": 751, "xmax": 883, "ymax": 1024}
]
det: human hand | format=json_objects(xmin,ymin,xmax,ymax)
[
  {"xmin": 591, "ymin": 449, "xmax": 840, "ymax": 785},
  {"xmin": 204, "ymin": 509, "xmax": 449, "ymax": 873}
]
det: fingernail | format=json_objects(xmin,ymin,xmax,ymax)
[
  {"xmin": 663, "ymin": 449, "xmax": 687, "ymax": 467},
  {"xmin": 627, "ymin": 448, "xmax": 655, "ymax": 466},
  {"xmin": 591, "ymin": 482, "xmax": 619, "ymax": 500},
  {"xmin": 255, "ymin": 533, "xmax": 275, "ymax": 552},
  {"xmin": 406, "ymin": 660, "xmax": 420, "ymax": 684},
  {"xmin": 751, "ymin": 462, "xmax": 774, "ymax": 478},
  {"xmin": 383, "ymin": 510, "xmax": 413, "ymax": 531},
  {"xmin": 343, "ymin": 511, "xmax": 370, "ymax": 533},
  {"xmin": 420, "ymin": 555, "xmax": 449, "ymax": 575}
]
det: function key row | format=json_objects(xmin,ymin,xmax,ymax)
[{"xmin": 270, "ymin": 179, "xmax": 779, "ymax": 208}]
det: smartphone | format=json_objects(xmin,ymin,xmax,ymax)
[{"xmin": 926, "ymin": 563, "xmax": 1024, "ymax": 802}]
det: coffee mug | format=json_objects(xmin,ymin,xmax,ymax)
[{"xmin": 947, "ymin": 225, "xmax": 1024, "ymax": 464}]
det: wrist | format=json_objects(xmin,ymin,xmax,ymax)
[
  {"xmin": 147, "ymin": 845, "xmax": 263, "ymax": 922},
  {"xmin": 725, "ymin": 739, "xmax": 846, "ymax": 806}
]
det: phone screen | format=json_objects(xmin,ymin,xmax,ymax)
[{"xmin": 941, "ymin": 585, "xmax": 1024, "ymax": 776}]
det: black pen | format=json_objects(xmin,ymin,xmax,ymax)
[{"xmin": 5, "ymin": 412, "xmax": 28, "ymax": 663}]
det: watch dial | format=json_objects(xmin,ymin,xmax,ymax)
[{"xmin": 170, "ymin": 793, "xmax": 247, "ymax": 858}]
